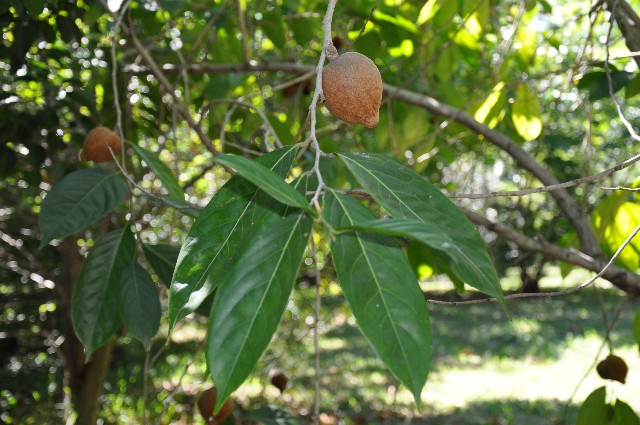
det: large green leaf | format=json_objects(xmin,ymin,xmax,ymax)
[
  {"xmin": 169, "ymin": 146, "xmax": 299, "ymax": 331},
  {"xmin": 576, "ymin": 387, "xmax": 611, "ymax": 425},
  {"xmin": 142, "ymin": 243, "xmax": 180, "ymax": 287},
  {"xmin": 118, "ymin": 264, "xmax": 161, "ymax": 348},
  {"xmin": 207, "ymin": 211, "xmax": 312, "ymax": 412},
  {"xmin": 39, "ymin": 168, "xmax": 128, "ymax": 248},
  {"xmin": 338, "ymin": 153, "xmax": 507, "ymax": 310},
  {"xmin": 215, "ymin": 153, "xmax": 312, "ymax": 213},
  {"xmin": 132, "ymin": 144, "xmax": 185, "ymax": 201},
  {"xmin": 341, "ymin": 218, "xmax": 503, "ymax": 294},
  {"xmin": 512, "ymin": 83, "xmax": 542, "ymax": 141},
  {"xmin": 324, "ymin": 190, "xmax": 431, "ymax": 406},
  {"xmin": 71, "ymin": 227, "xmax": 136, "ymax": 356}
]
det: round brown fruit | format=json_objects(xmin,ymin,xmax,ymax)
[
  {"xmin": 80, "ymin": 126, "xmax": 122, "ymax": 163},
  {"xmin": 269, "ymin": 368, "xmax": 289, "ymax": 393},
  {"xmin": 596, "ymin": 354, "xmax": 628, "ymax": 384},
  {"xmin": 197, "ymin": 386, "xmax": 234, "ymax": 425},
  {"xmin": 322, "ymin": 51, "xmax": 382, "ymax": 128}
]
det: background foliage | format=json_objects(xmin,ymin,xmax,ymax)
[{"xmin": 2, "ymin": 0, "xmax": 640, "ymax": 423}]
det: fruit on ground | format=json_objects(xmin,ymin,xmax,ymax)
[
  {"xmin": 322, "ymin": 51, "xmax": 382, "ymax": 128},
  {"xmin": 80, "ymin": 126, "xmax": 122, "ymax": 162}
]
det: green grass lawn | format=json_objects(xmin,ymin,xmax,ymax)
[{"xmin": 2, "ymin": 268, "xmax": 640, "ymax": 424}]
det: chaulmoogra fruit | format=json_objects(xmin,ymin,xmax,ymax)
[
  {"xmin": 322, "ymin": 51, "xmax": 382, "ymax": 128},
  {"xmin": 80, "ymin": 126, "xmax": 122, "ymax": 162},
  {"xmin": 596, "ymin": 354, "xmax": 628, "ymax": 384},
  {"xmin": 197, "ymin": 386, "xmax": 234, "ymax": 425}
]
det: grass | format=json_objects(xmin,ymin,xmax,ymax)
[{"xmin": 2, "ymin": 267, "xmax": 640, "ymax": 424}]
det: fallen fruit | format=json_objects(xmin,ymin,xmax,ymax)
[
  {"xmin": 197, "ymin": 386, "xmax": 234, "ymax": 425},
  {"xmin": 322, "ymin": 51, "xmax": 382, "ymax": 128},
  {"xmin": 596, "ymin": 354, "xmax": 628, "ymax": 384},
  {"xmin": 80, "ymin": 126, "xmax": 122, "ymax": 162}
]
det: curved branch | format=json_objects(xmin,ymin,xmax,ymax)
[{"xmin": 463, "ymin": 208, "xmax": 640, "ymax": 295}]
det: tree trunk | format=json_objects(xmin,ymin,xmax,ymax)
[{"xmin": 58, "ymin": 236, "xmax": 115, "ymax": 424}]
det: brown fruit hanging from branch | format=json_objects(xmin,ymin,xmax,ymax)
[
  {"xmin": 268, "ymin": 368, "xmax": 289, "ymax": 393},
  {"xmin": 322, "ymin": 51, "xmax": 382, "ymax": 128},
  {"xmin": 80, "ymin": 126, "xmax": 122, "ymax": 163},
  {"xmin": 596, "ymin": 354, "xmax": 628, "ymax": 384},
  {"xmin": 197, "ymin": 386, "xmax": 234, "ymax": 425}
]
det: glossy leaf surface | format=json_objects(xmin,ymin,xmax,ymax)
[
  {"xmin": 39, "ymin": 168, "xmax": 128, "ymax": 247},
  {"xmin": 216, "ymin": 153, "xmax": 312, "ymax": 213},
  {"xmin": 339, "ymin": 153, "xmax": 507, "ymax": 310},
  {"xmin": 207, "ymin": 211, "xmax": 312, "ymax": 412},
  {"xmin": 169, "ymin": 146, "xmax": 298, "ymax": 331},
  {"xmin": 325, "ymin": 190, "xmax": 431, "ymax": 405},
  {"xmin": 118, "ymin": 264, "xmax": 161, "ymax": 348},
  {"xmin": 71, "ymin": 227, "xmax": 135, "ymax": 356}
]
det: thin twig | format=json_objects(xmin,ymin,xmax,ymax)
[
  {"xmin": 446, "ymin": 151, "xmax": 640, "ymax": 199},
  {"xmin": 310, "ymin": 236, "xmax": 322, "ymax": 425},
  {"xmin": 307, "ymin": 0, "xmax": 339, "ymax": 209},
  {"xmin": 601, "ymin": 185, "xmax": 639, "ymax": 191},
  {"xmin": 426, "ymin": 223, "xmax": 640, "ymax": 306}
]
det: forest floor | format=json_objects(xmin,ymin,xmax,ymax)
[{"xmin": 2, "ymin": 267, "xmax": 640, "ymax": 424}]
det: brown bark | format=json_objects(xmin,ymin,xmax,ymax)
[
  {"xmin": 58, "ymin": 236, "xmax": 115, "ymax": 424},
  {"xmin": 605, "ymin": 0, "xmax": 640, "ymax": 68}
]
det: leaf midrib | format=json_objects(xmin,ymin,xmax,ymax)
[{"xmin": 331, "ymin": 191, "xmax": 416, "ymax": 392}]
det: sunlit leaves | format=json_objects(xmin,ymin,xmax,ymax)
[
  {"xmin": 471, "ymin": 82, "xmax": 507, "ymax": 129},
  {"xmin": 417, "ymin": 0, "xmax": 441, "ymax": 25},
  {"xmin": 512, "ymin": 83, "xmax": 542, "ymax": 141},
  {"xmin": 39, "ymin": 169, "xmax": 128, "ymax": 247},
  {"xmin": 633, "ymin": 309, "xmax": 640, "ymax": 352},
  {"xmin": 71, "ymin": 227, "xmax": 136, "ymax": 356},
  {"xmin": 325, "ymin": 190, "xmax": 431, "ymax": 405},
  {"xmin": 207, "ymin": 211, "xmax": 311, "ymax": 413},
  {"xmin": 591, "ymin": 193, "xmax": 640, "ymax": 272}
]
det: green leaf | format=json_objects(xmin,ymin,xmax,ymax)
[
  {"xmin": 612, "ymin": 399, "xmax": 640, "ymax": 425},
  {"xmin": 576, "ymin": 387, "xmax": 612, "ymax": 425},
  {"xmin": 71, "ymin": 227, "xmax": 136, "ymax": 356},
  {"xmin": 169, "ymin": 146, "xmax": 298, "ymax": 331},
  {"xmin": 118, "ymin": 264, "xmax": 161, "ymax": 348},
  {"xmin": 417, "ymin": 0, "xmax": 441, "ymax": 25},
  {"xmin": 470, "ymin": 82, "xmax": 506, "ymax": 129},
  {"xmin": 625, "ymin": 75, "xmax": 640, "ymax": 99},
  {"xmin": 207, "ymin": 211, "xmax": 312, "ymax": 413},
  {"xmin": 338, "ymin": 153, "xmax": 507, "ymax": 311},
  {"xmin": 512, "ymin": 83, "xmax": 542, "ymax": 141},
  {"xmin": 132, "ymin": 144, "xmax": 185, "ymax": 201},
  {"xmin": 142, "ymin": 243, "xmax": 180, "ymax": 287},
  {"xmin": 577, "ymin": 70, "xmax": 635, "ymax": 101},
  {"xmin": 216, "ymin": 154, "xmax": 312, "ymax": 213},
  {"xmin": 245, "ymin": 406, "xmax": 300, "ymax": 425},
  {"xmin": 340, "ymin": 218, "xmax": 502, "ymax": 296},
  {"xmin": 324, "ymin": 190, "xmax": 432, "ymax": 406},
  {"xmin": 591, "ymin": 195, "xmax": 640, "ymax": 272},
  {"xmin": 39, "ymin": 169, "xmax": 128, "ymax": 248}
]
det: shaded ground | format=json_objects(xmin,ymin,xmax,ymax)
[{"xmin": 2, "ymin": 271, "xmax": 640, "ymax": 424}]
